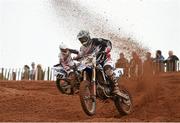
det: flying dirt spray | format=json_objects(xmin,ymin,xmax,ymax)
[
  {"xmin": 49, "ymin": 0, "xmax": 160, "ymax": 115},
  {"xmin": 50, "ymin": 0, "xmax": 149, "ymax": 60}
]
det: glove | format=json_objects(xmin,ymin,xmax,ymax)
[
  {"xmin": 105, "ymin": 47, "xmax": 111, "ymax": 54},
  {"xmin": 64, "ymin": 66, "xmax": 70, "ymax": 71},
  {"xmin": 105, "ymin": 47, "xmax": 111, "ymax": 59}
]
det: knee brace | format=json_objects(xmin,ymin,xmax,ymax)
[{"xmin": 104, "ymin": 65, "xmax": 113, "ymax": 76}]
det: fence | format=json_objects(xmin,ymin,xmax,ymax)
[
  {"xmin": 151, "ymin": 61, "xmax": 180, "ymax": 73},
  {"xmin": 0, "ymin": 67, "xmax": 55, "ymax": 81},
  {"xmin": 0, "ymin": 61, "xmax": 180, "ymax": 81},
  {"xmin": 120, "ymin": 60, "xmax": 180, "ymax": 79}
]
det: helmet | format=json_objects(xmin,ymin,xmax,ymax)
[
  {"xmin": 77, "ymin": 30, "xmax": 90, "ymax": 39},
  {"xmin": 77, "ymin": 30, "xmax": 90, "ymax": 46},
  {"xmin": 59, "ymin": 42, "xmax": 69, "ymax": 55},
  {"xmin": 59, "ymin": 42, "xmax": 68, "ymax": 50}
]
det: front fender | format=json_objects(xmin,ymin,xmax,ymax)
[{"xmin": 52, "ymin": 66, "xmax": 67, "ymax": 79}]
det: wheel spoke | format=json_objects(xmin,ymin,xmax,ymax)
[{"xmin": 80, "ymin": 80, "xmax": 96, "ymax": 116}]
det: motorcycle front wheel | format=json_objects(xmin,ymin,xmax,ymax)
[
  {"xmin": 79, "ymin": 80, "xmax": 96, "ymax": 116},
  {"xmin": 56, "ymin": 79, "xmax": 72, "ymax": 95}
]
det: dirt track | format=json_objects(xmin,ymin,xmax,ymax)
[{"xmin": 0, "ymin": 73, "xmax": 180, "ymax": 122}]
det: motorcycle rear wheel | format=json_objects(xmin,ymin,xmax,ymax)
[{"xmin": 114, "ymin": 86, "xmax": 133, "ymax": 115}]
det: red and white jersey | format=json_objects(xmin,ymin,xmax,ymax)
[{"xmin": 59, "ymin": 51, "xmax": 74, "ymax": 71}]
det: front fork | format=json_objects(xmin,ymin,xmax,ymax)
[
  {"xmin": 91, "ymin": 67, "xmax": 96, "ymax": 97},
  {"xmin": 83, "ymin": 67, "xmax": 96, "ymax": 98}
]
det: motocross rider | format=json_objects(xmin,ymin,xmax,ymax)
[
  {"xmin": 75, "ymin": 30, "xmax": 122, "ymax": 96},
  {"xmin": 57, "ymin": 42, "xmax": 79, "ymax": 88}
]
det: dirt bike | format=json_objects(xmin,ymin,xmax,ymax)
[
  {"xmin": 79, "ymin": 51, "xmax": 133, "ymax": 116},
  {"xmin": 53, "ymin": 64, "xmax": 82, "ymax": 95}
]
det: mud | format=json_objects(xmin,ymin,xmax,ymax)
[{"xmin": 0, "ymin": 73, "xmax": 180, "ymax": 122}]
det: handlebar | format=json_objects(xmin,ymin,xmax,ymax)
[{"xmin": 73, "ymin": 51, "xmax": 106, "ymax": 61}]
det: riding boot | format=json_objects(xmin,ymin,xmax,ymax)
[
  {"xmin": 104, "ymin": 66, "xmax": 127, "ymax": 98},
  {"xmin": 112, "ymin": 81, "xmax": 122, "ymax": 95},
  {"xmin": 110, "ymin": 75, "xmax": 129, "ymax": 99},
  {"xmin": 109, "ymin": 74, "xmax": 122, "ymax": 95},
  {"xmin": 67, "ymin": 72, "xmax": 76, "ymax": 94}
]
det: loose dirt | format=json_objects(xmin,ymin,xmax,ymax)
[{"xmin": 0, "ymin": 73, "xmax": 180, "ymax": 121}]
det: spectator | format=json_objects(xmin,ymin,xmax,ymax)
[
  {"xmin": 154, "ymin": 50, "xmax": 165, "ymax": 72},
  {"xmin": 154, "ymin": 50, "xmax": 165, "ymax": 62},
  {"xmin": 115, "ymin": 53, "xmax": 129, "ymax": 78},
  {"xmin": 30, "ymin": 62, "xmax": 36, "ymax": 80},
  {"xmin": 129, "ymin": 51, "xmax": 142, "ymax": 80},
  {"xmin": 12, "ymin": 72, "xmax": 16, "ymax": 80},
  {"xmin": 37, "ymin": 64, "xmax": 44, "ymax": 80},
  {"xmin": 22, "ymin": 65, "xmax": 30, "ymax": 80},
  {"xmin": 143, "ymin": 52, "xmax": 154, "ymax": 76},
  {"xmin": 164, "ymin": 50, "xmax": 179, "ymax": 72}
]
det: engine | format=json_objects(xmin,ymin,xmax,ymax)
[{"xmin": 96, "ymin": 84, "xmax": 111, "ymax": 100}]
